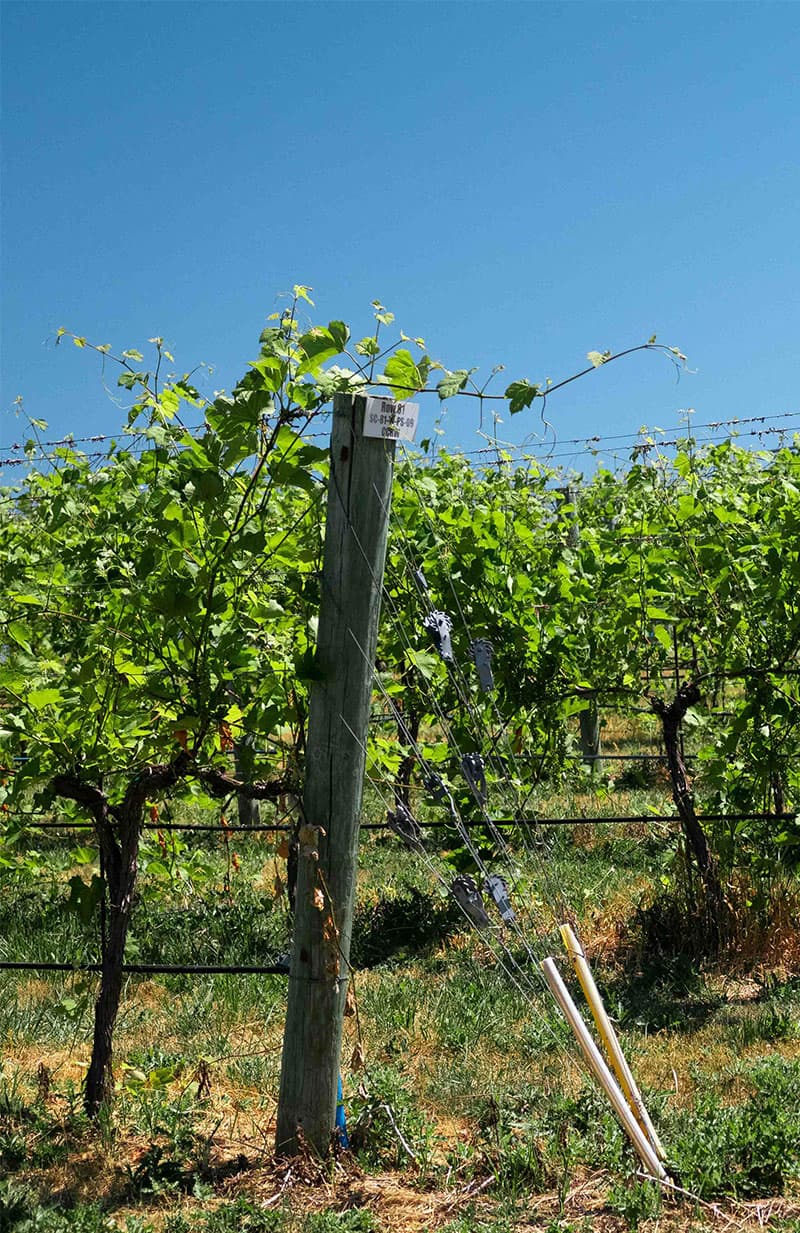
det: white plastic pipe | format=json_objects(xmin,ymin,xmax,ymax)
[
  {"xmin": 560, "ymin": 923, "xmax": 666, "ymax": 1161},
  {"xmin": 541, "ymin": 957, "xmax": 669, "ymax": 1182}
]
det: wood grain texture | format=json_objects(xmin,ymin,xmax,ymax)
[{"xmin": 276, "ymin": 395, "xmax": 395, "ymax": 1155}]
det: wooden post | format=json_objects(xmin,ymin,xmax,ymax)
[
  {"xmin": 563, "ymin": 483, "xmax": 580, "ymax": 549},
  {"xmin": 275, "ymin": 394, "xmax": 395, "ymax": 1156},
  {"xmin": 234, "ymin": 738, "xmax": 261, "ymax": 827},
  {"xmin": 578, "ymin": 694, "xmax": 602, "ymax": 770},
  {"xmin": 561, "ymin": 484, "xmax": 602, "ymax": 770}
]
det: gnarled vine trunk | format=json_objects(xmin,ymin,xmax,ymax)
[
  {"xmin": 54, "ymin": 757, "xmax": 188, "ymax": 1117},
  {"xmin": 650, "ymin": 681, "xmax": 725, "ymax": 946},
  {"xmin": 84, "ymin": 804, "xmax": 140, "ymax": 1115},
  {"xmin": 52, "ymin": 757, "xmax": 290, "ymax": 1117}
]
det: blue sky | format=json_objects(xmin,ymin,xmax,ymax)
[{"xmin": 2, "ymin": 1, "xmax": 799, "ymax": 471}]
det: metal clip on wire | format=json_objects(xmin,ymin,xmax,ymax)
[
  {"xmin": 423, "ymin": 769, "xmax": 462, "ymax": 837},
  {"xmin": 451, "ymin": 874, "xmax": 492, "ymax": 928},
  {"xmin": 461, "ymin": 752, "xmax": 488, "ymax": 806},
  {"xmin": 386, "ymin": 804, "xmax": 424, "ymax": 853},
  {"xmin": 423, "ymin": 769, "xmax": 451, "ymax": 806},
  {"xmin": 413, "ymin": 566, "xmax": 430, "ymax": 596},
  {"xmin": 423, "ymin": 610, "xmax": 454, "ymax": 662},
  {"xmin": 483, "ymin": 873, "xmax": 515, "ymax": 924},
  {"xmin": 469, "ymin": 638, "xmax": 495, "ymax": 692}
]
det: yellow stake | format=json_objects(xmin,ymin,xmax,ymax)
[
  {"xmin": 560, "ymin": 922, "xmax": 666, "ymax": 1161},
  {"xmin": 542, "ymin": 958, "xmax": 669, "ymax": 1182}
]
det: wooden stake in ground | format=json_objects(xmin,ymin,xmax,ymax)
[{"xmin": 275, "ymin": 394, "xmax": 395, "ymax": 1157}]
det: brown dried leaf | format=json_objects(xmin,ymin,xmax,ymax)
[{"xmin": 299, "ymin": 824, "xmax": 326, "ymax": 851}]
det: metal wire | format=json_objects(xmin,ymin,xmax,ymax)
[{"xmin": 0, "ymin": 961, "xmax": 288, "ymax": 975}]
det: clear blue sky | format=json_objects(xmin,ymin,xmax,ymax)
[{"xmin": 2, "ymin": 1, "xmax": 799, "ymax": 470}]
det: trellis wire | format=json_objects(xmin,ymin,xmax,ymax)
[
  {"xmin": 0, "ymin": 961, "xmax": 289, "ymax": 975},
  {"xmin": 338, "ymin": 710, "xmax": 581, "ymax": 1066},
  {"xmin": 342, "ymin": 493, "xmax": 574, "ymax": 930},
  {"xmin": 3, "ymin": 413, "xmax": 798, "ymax": 1143},
  {"xmin": 9, "ymin": 809, "xmax": 795, "ymax": 833}
]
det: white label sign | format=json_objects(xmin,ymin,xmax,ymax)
[{"xmin": 363, "ymin": 396, "xmax": 419, "ymax": 442}]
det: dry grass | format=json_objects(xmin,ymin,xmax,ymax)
[
  {"xmin": 4, "ymin": 981, "xmax": 799, "ymax": 1229},
  {"xmin": 3, "ymin": 769, "xmax": 800, "ymax": 1230},
  {"xmin": 15, "ymin": 1139, "xmax": 800, "ymax": 1232}
]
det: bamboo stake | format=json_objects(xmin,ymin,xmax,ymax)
[
  {"xmin": 541, "ymin": 957, "xmax": 669, "ymax": 1182},
  {"xmin": 559, "ymin": 922, "xmax": 666, "ymax": 1161}
]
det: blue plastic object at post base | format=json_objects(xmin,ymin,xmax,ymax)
[{"xmin": 335, "ymin": 1074, "xmax": 349, "ymax": 1147}]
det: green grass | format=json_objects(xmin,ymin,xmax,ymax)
[
  {"xmin": 665, "ymin": 1057, "xmax": 800, "ymax": 1198},
  {"xmin": 2, "ymin": 789, "xmax": 800, "ymax": 1231},
  {"xmin": 0, "ymin": 1187, "xmax": 378, "ymax": 1233}
]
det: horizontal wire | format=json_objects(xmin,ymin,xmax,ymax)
[
  {"xmin": 10, "ymin": 818, "xmax": 291, "ymax": 833},
  {"xmin": 484, "ymin": 423, "xmax": 800, "ymax": 465},
  {"xmin": 7, "ymin": 809, "xmax": 792, "ymax": 834},
  {"xmin": 3, "ymin": 409, "xmax": 799, "ymax": 469},
  {"xmin": 0, "ymin": 961, "xmax": 289, "ymax": 976},
  {"xmin": 454, "ymin": 409, "xmax": 800, "ymax": 458},
  {"xmin": 0, "ymin": 426, "xmax": 330, "ymax": 457}
]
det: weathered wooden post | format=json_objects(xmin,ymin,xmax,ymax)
[
  {"xmin": 578, "ymin": 693, "xmax": 603, "ymax": 770},
  {"xmin": 562, "ymin": 482, "xmax": 580, "ymax": 550},
  {"xmin": 275, "ymin": 393, "xmax": 396, "ymax": 1156},
  {"xmin": 560, "ymin": 483, "xmax": 602, "ymax": 769},
  {"xmin": 234, "ymin": 738, "xmax": 261, "ymax": 827}
]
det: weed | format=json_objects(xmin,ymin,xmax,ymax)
[
  {"xmin": 163, "ymin": 1218, "xmax": 192, "ymax": 1233},
  {"xmin": 606, "ymin": 1175, "xmax": 662, "ymax": 1229},
  {"xmin": 3, "ymin": 788, "xmax": 800, "ymax": 1229},
  {"xmin": 200, "ymin": 1197, "xmax": 286, "ymax": 1232},
  {"xmin": 0, "ymin": 1182, "xmax": 119, "ymax": 1231},
  {"xmin": 303, "ymin": 1212, "xmax": 375, "ymax": 1232},
  {"xmin": 666, "ymin": 1056, "xmax": 800, "ymax": 1197},
  {"xmin": 603, "ymin": 951, "xmax": 723, "ymax": 1032},
  {"xmin": 0, "ymin": 1089, "xmax": 92, "ymax": 1179},
  {"xmin": 123, "ymin": 1084, "xmax": 198, "ymax": 1146},
  {"xmin": 124, "ymin": 1141, "xmax": 189, "ymax": 1199},
  {"xmin": 0, "ymin": 1180, "xmax": 37, "ymax": 1229},
  {"xmin": 348, "ymin": 1062, "xmax": 436, "ymax": 1172},
  {"xmin": 614, "ymin": 759, "xmax": 664, "ymax": 791},
  {"xmin": 133, "ymin": 888, "xmax": 290, "ymax": 967},
  {"xmin": 351, "ymin": 887, "xmax": 460, "ymax": 968},
  {"xmin": 722, "ymin": 1002, "xmax": 800, "ymax": 1049},
  {"xmin": 117, "ymin": 1084, "xmax": 218, "ymax": 1200},
  {"xmin": 432, "ymin": 969, "xmax": 521, "ymax": 1054}
]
